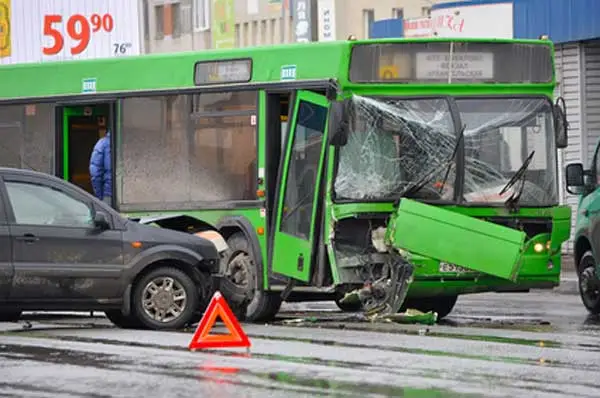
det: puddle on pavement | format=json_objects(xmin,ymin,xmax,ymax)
[
  {"xmin": 271, "ymin": 321, "xmax": 600, "ymax": 358},
  {"xmin": 6, "ymin": 326, "xmax": 600, "ymax": 377},
  {"xmin": 246, "ymin": 332, "xmax": 600, "ymax": 372},
  {"xmin": 0, "ymin": 381, "xmax": 113, "ymax": 398},
  {"xmin": 261, "ymin": 372, "xmax": 485, "ymax": 398},
  {"xmin": 0, "ymin": 342, "xmax": 486, "ymax": 398}
]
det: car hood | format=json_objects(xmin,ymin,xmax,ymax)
[{"xmin": 125, "ymin": 219, "xmax": 219, "ymax": 259}]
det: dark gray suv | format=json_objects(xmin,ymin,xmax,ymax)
[{"xmin": 0, "ymin": 168, "xmax": 245, "ymax": 330}]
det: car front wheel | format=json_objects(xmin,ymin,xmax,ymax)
[
  {"xmin": 132, "ymin": 266, "xmax": 200, "ymax": 330},
  {"xmin": 578, "ymin": 250, "xmax": 600, "ymax": 314}
]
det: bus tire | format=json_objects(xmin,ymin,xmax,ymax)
[
  {"xmin": 400, "ymin": 295, "xmax": 458, "ymax": 320},
  {"xmin": 224, "ymin": 232, "xmax": 282, "ymax": 323},
  {"xmin": 335, "ymin": 298, "xmax": 363, "ymax": 312},
  {"xmin": 334, "ymin": 290, "xmax": 362, "ymax": 312}
]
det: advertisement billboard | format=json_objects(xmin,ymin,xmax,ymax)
[
  {"xmin": 0, "ymin": 0, "xmax": 141, "ymax": 65},
  {"xmin": 403, "ymin": 17, "xmax": 432, "ymax": 38},
  {"xmin": 294, "ymin": 0, "xmax": 313, "ymax": 42},
  {"xmin": 317, "ymin": 0, "xmax": 336, "ymax": 42},
  {"xmin": 211, "ymin": 0, "xmax": 235, "ymax": 49},
  {"xmin": 430, "ymin": 2, "xmax": 513, "ymax": 39}
]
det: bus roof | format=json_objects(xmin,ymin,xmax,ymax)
[{"xmin": 0, "ymin": 37, "xmax": 554, "ymax": 102}]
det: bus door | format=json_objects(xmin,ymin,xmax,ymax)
[
  {"xmin": 270, "ymin": 91, "xmax": 330, "ymax": 283},
  {"xmin": 58, "ymin": 103, "xmax": 116, "ymax": 198}
]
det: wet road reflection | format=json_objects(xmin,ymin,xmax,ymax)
[{"xmin": 1, "ymin": 291, "xmax": 600, "ymax": 397}]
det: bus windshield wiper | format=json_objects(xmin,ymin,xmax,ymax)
[
  {"xmin": 437, "ymin": 124, "xmax": 465, "ymax": 194},
  {"xmin": 498, "ymin": 150, "xmax": 535, "ymax": 211}
]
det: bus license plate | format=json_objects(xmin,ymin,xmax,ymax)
[{"xmin": 439, "ymin": 262, "xmax": 475, "ymax": 274}]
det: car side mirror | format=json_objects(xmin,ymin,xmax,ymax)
[
  {"xmin": 94, "ymin": 211, "xmax": 110, "ymax": 230},
  {"xmin": 554, "ymin": 97, "xmax": 568, "ymax": 149},
  {"xmin": 565, "ymin": 163, "xmax": 586, "ymax": 194},
  {"xmin": 329, "ymin": 99, "xmax": 350, "ymax": 146}
]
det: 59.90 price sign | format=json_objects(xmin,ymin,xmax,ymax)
[
  {"xmin": 0, "ymin": 0, "xmax": 141, "ymax": 65},
  {"xmin": 43, "ymin": 13, "xmax": 115, "ymax": 56}
]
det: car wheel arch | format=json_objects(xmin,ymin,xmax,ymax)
[
  {"xmin": 122, "ymin": 256, "xmax": 214, "ymax": 317},
  {"xmin": 125, "ymin": 245, "xmax": 207, "ymax": 280},
  {"xmin": 575, "ymin": 235, "xmax": 594, "ymax": 271}
]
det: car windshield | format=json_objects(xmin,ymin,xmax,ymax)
[
  {"xmin": 458, "ymin": 97, "xmax": 558, "ymax": 206},
  {"xmin": 333, "ymin": 96, "xmax": 458, "ymax": 201}
]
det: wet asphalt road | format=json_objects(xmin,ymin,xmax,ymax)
[{"xmin": 2, "ymin": 284, "xmax": 600, "ymax": 398}]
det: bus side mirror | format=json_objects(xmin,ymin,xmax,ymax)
[
  {"xmin": 329, "ymin": 99, "xmax": 350, "ymax": 146},
  {"xmin": 565, "ymin": 163, "xmax": 586, "ymax": 194},
  {"xmin": 554, "ymin": 97, "xmax": 568, "ymax": 149}
]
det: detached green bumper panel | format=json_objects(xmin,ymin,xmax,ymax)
[
  {"xmin": 550, "ymin": 205, "xmax": 572, "ymax": 249},
  {"xmin": 390, "ymin": 199, "xmax": 526, "ymax": 281}
]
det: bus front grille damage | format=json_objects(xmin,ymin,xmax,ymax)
[
  {"xmin": 335, "ymin": 198, "xmax": 528, "ymax": 321},
  {"xmin": 345, "ymin": 251, "xmax": 415, "ymax": 318}
]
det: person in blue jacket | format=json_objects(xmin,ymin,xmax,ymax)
[{"xmin": 89, "ymin": 130, "xmax": 112, "ymax": 205}]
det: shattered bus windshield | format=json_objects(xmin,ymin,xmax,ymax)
[
  {"xmin": 333, "ymin": 95, "xmax": 558, "ymax": 206},
  {"xmin": 334, "ymin": 96, "xmax": 458, "ymax": 201},
  {"xmin": 458, "ymin": 97, "xmax": 558, "ymax": 206}
]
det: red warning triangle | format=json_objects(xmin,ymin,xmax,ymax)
[{"xmin": 188, "ymin": 291, "xmax": 251, "ymax": 350}]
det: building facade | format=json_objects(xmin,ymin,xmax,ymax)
[{"xmin": 140, "ymin": 0, "xmax": 446, "ymax": 53}]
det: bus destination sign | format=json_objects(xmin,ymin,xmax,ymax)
[
  {"xmin": 194, "ymin": 58, "xmax": 252, "ymax": 85},
  {"xmin": 416, "ymin": 52, "xmax": 494, "ymax": 81},
  {"xmin": 349, "ymin": 42, "xmax": 553, "ymax": 84}
]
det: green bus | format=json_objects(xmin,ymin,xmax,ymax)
[{"xmin": 0, "ymin": 37, "xmax": 572, "ymax": 323}]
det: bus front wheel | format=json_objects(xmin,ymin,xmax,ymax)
[
  {"xmin": 400, "ymin": 295, "xmax": 458, "ymax": 320},
  {"xmin": 223, "ymin": 232, "xmax": 282, "ymax": 323}
]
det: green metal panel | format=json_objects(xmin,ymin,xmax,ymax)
[
  {"xmin": 0, "ymin": 42, "xmax": 350, "ymax": 100},
  {"xmin": 0, "ymin": 38, "xmax": 554, "ymax": 101},
  {"xmin": 388, "ymin": 198, "xmax": 527, "ymax": 282},
  {"xmin": 550, "ymin": 204, "xmax": 572, "ymax": 250},
  {"xmin": 271, "ymin": 90, "xmax": 330, "ymax": 282}
]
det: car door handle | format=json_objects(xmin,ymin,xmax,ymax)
[{"xmin": 15, "ymin": 233, "xmax": 39, "ymax": 243}]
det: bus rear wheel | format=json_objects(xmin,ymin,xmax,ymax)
[
  {"xmin": 400, "ymin": 295, "xmax": 458, "ymax": 320},
  {"xmin": 224, "ymin": 232, "xmax": 281, "ymax": 323}
]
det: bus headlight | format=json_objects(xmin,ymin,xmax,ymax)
[{"xmin": 534, "ymin": 243, "xmax": 545, "ymax": 253}]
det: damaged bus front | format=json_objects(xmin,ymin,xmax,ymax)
[{"xmin": 323, "ymin": 40, "xmax": 571, "ymax": 317}]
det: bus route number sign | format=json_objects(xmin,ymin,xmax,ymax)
[{"xmin": 194, "ymin": 59, "xmax": 252, "ymax": 85}]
